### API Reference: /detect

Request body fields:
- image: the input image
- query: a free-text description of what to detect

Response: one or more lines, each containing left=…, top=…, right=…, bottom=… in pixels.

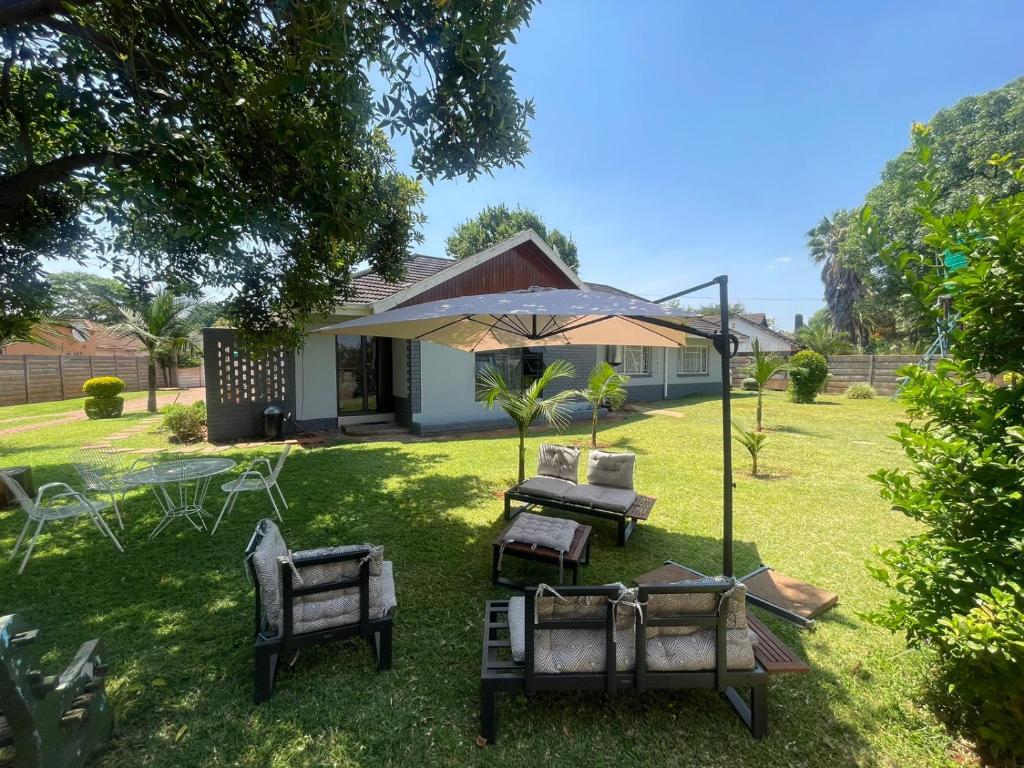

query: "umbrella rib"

left=621, top=315, right=686, bottom=345
left=414, top=315, right=473, bottom=340
left=536, top=316, right=611, bottom=338
left=538, top=315, right=559, bottom=336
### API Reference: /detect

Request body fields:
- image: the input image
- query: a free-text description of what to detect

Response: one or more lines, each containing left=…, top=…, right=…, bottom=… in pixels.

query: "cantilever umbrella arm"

left=655, top=275, right=739, bottom=577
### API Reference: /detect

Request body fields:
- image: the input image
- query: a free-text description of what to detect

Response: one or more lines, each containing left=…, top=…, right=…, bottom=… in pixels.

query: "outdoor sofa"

left=479, top=578, right=767, bottom=744
left=505, top=444, right=655, bottom=545
left=244, top=519, right=396, bottom=702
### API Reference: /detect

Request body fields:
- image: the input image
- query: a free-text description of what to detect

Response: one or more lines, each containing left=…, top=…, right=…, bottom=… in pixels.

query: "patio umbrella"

left=315, top=287, right=722, bottom=351
left=315, top=280, right=740, bottom=575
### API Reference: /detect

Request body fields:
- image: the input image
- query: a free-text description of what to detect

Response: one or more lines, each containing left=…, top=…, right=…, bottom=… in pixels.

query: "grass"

left=0, top=391, right=149, bottom=426
left=0, top=391, right=976, bottom=767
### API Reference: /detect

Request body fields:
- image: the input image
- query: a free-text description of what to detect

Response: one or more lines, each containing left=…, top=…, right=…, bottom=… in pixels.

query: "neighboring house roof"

left=1, top=319, right=146, bottom=357
left=703, top=313, right=797, bottom=348
left=349, top=255, right=455, bottom=304
left=741, top=312, right=767, bottom=326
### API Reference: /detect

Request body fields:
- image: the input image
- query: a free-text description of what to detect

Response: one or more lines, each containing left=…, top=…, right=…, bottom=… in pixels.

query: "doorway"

left=336, top=335, right=393, bottom=415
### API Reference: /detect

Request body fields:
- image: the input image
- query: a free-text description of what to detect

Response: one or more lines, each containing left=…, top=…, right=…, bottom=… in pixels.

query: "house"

left=1, top=320, right=146, bottom=357
left=204, top=230, right=729, bottom=440
left=704, top=312, right=798, bottom=354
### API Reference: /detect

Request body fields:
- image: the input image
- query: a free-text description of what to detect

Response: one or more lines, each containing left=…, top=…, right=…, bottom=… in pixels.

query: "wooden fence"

left=0, top=355, right=175, bottom=407
left=729, top=354, right=935, bottom=396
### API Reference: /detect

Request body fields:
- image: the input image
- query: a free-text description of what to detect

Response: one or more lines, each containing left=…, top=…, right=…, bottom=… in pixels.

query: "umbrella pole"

left=717, top=278, right=734, bottom=577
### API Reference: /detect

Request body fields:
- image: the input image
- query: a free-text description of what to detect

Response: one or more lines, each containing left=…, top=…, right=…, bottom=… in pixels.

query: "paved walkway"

left=0, top=388, right=205, bottom=438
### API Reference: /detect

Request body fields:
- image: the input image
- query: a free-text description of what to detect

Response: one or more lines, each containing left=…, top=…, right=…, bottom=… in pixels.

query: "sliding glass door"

left=336, top=335, right=392, bottom=415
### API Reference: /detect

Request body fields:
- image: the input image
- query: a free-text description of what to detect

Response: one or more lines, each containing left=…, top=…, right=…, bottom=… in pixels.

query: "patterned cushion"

left=586, top=450, right=636, bottom=490
left=645, top=628, right=756, bottom=672
left=501, top=512, right=576, bottom=554
left=292, top=561, right=397, bottom=636
left=294, top=544, right=384, bottom=580
left=508, top=592, right=636, bottom=673
left=248, top=519, right=290, bottom=634
left=537, top=444, right=580, bottom=483
left=645, top=577, right=738, bottom=637
left=516, top=476, right=575, bottom=501
left=563, top=484, right=637, bottom=513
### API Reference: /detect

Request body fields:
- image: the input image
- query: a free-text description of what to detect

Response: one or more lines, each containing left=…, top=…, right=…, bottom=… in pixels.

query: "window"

left=677, top=345, right=709, bottom=375
left=621, top=345, right=650, bottom=375
left=474, top=348, right=544, bottom=400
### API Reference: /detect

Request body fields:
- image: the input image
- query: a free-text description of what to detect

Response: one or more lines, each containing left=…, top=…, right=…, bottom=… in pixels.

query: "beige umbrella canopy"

left=315, top=287, right=715, bottom=351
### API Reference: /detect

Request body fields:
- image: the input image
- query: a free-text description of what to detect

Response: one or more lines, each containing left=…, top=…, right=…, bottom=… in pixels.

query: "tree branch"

left=0, top=0, right=64, bottom=28
left=0, top=151, right=127, bottom=225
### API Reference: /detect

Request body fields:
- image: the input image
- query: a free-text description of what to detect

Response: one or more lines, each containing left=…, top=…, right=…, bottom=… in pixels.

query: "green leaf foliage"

left=787, top=350, right=829, bottom=404
left=578, top=361, right=629, bottom=447
left=82, top=376, right=125, bottom=398
left=83, top=395, right=124, bottom=419
left=445, top=204, right=580, bottom=272
left=1, top=1, right=537, bottom=348
left=162, top=401, right=207, bottom=442
left=741, top=339, right=791, bottom=431
left=732, top=422, right=768, bottom=477
left=844, top=383, right=876, bottom=400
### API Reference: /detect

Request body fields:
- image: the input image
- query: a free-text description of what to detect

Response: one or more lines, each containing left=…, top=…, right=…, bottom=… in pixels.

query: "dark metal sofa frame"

left=244, top=531, right=394, bottom=703
left=504, top=487, right=655, bottom=546
left=479, top=583, right=768, bottom=744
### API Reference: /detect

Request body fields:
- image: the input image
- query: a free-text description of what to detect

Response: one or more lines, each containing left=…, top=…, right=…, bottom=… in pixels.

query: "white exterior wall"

left=294, top=332, right=337, bottom=422
left=414, top=341, right=509, bottom=429
left=732, top=318, right=795, bottom=353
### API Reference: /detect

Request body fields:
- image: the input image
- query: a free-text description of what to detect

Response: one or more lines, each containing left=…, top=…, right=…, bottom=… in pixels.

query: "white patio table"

left=123, top=458, right=236, bottom=538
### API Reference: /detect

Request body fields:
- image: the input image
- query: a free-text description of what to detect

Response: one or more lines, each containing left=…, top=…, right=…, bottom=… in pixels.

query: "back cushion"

left=249, top=519, right=290, bottom=633
left=587, top=450, right=635, bottom=489
left=646, top=578, right=749, bottom=637
left=537, top=444, right=580, bottom=483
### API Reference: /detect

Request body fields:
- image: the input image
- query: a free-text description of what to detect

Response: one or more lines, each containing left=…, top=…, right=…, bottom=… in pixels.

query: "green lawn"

left=0, top=392, right=975, bottom=767
left=0, top=391, right=149, bottom=427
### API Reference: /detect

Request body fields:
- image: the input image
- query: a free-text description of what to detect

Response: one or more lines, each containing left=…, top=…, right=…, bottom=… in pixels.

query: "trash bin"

left=0, top=466, right=35, bottom=507
left=263, top=403, right=288, bottom=441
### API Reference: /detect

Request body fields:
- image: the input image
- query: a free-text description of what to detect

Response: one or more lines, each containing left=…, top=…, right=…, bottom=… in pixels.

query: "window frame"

left=620, top=345, right=651, bottom=375
left=676, top=345, right=709, bottom=375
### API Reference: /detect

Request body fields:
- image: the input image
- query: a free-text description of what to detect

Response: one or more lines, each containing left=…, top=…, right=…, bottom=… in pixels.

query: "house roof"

left=349, top=255, right=456, bottom=304
left=703, top=313, right=796, bottom=347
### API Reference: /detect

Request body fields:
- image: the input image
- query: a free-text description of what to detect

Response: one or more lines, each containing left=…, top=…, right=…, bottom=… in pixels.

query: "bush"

left=740, top=377, right=758, bottom=391
left=845, top=383, right=876, bottom=399
left=787, top=350, right=829, bottom=403
left=162, top=401, right=207, bottom=442
left=82, top=376, right=125, bottom=398
left=84, top=396, right=124, bottom=419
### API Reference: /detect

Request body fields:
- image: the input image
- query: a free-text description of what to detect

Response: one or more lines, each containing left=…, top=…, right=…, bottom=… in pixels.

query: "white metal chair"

left=1, top=471, right=124, bottom=575
left=69, top=448, right=148, bottom=529
left=211, top=445, right=290, bottom=535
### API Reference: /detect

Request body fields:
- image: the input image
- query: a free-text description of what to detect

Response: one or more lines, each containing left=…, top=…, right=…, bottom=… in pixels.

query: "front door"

left=336, top=335, right=392, bottom=415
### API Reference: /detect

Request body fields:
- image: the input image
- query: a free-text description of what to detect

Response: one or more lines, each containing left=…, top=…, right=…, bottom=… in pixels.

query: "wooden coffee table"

left=491, top=520, right=592, bottom=589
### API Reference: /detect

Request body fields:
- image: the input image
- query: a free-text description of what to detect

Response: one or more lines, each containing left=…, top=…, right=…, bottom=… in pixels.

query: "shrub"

left=163, top=401, right=207, bottom=442
left=82, top=376, right=125, bottom=398
left=740, top=377, right=758, bottom=391
left=84, top=396, right=124, bottom=419
left=787, top=350, right=829, bottom=403
left=845, top=383, right=876, bottom=399
left=82, top=376, right=126, bottom=419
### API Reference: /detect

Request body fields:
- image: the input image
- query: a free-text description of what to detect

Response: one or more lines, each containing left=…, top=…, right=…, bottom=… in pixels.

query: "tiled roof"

left=348, top=255, right=456, bottom=304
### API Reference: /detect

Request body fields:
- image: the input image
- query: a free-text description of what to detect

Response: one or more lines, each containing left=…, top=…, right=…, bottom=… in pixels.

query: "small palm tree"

left=578, top=362, right=630, bottom=448
left=477, top=359, right=577, bottom=483
left=741, top=339, right=791, bottom=432
left=112, top=288, right=206, bottom=413
left=733, top=422, right=769, bottom=477
left=795, top=313, right=854, bottom=357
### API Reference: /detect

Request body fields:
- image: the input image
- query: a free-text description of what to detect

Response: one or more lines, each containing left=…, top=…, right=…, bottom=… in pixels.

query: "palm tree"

left=733, top=422, right=769, bottom=477
left=112, top=288, right=206, bottom=413
left=806, top=212, right=868, bottom=346
left=578, top=362, right=630, bottom=447
left=477, top=359, right=577, bottom=483
left=795, top=312, right=854, bottom=357
left=741, top=339, right=790, bottom=432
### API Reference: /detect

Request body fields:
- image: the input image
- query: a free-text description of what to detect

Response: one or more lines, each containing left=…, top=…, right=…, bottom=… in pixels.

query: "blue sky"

left=48, top=2, right=1024, bottom=331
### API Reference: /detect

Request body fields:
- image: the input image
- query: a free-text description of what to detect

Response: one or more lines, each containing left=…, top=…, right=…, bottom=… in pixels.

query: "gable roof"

left=349, top=255, right=455, bottom=304
left=703, top=313, right=795, bottom=346
left=741, top=312, right=767, bottom=326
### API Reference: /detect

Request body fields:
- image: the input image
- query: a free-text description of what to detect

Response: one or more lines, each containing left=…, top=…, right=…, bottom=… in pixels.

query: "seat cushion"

left=563, top=483, right=638, bottom=513
left=646, top=628, right=756, bottom=671
left=500, top=512, right=576, bottom=553
left=294, top=544, right=385, bottom=580
left=537, top=444, right=580, bottom=483
left=508, top=593, right=636, bottom=673
left=248, top=519, right=289, bottom=634
left=515, top=476, right=575, bottom=501
left=292, top=561, right=397, bottom=636
left=645, top=577, right=736, bottom=637
left=586, top=450, right=636, bottom=489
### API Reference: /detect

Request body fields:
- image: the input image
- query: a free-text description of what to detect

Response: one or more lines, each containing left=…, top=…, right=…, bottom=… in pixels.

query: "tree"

left=867, top=147, right=1024, bottom=758
left=732, top=423, right=768, bottom=477
left=806, top=211, right=869, bottom=346
left=446, top=205, right=580, bottom=272
left=808, top=77, right=1024, bottom=347
left=476, top=359, right=576, bottom=483
left=741, top=339, right=791, bottom=432
left=578, top=362, right=630, bottom=447
left=794, top=310, right=854, bottom=357
left=46, top=272, right=131, bottom=323
left=1, top=2, right=537, bottom=348
left=787, top=349, right=829, bottom=404
left=678, top=301, right=748, bottom=317
left=111, top=288, right=206, bottom=412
